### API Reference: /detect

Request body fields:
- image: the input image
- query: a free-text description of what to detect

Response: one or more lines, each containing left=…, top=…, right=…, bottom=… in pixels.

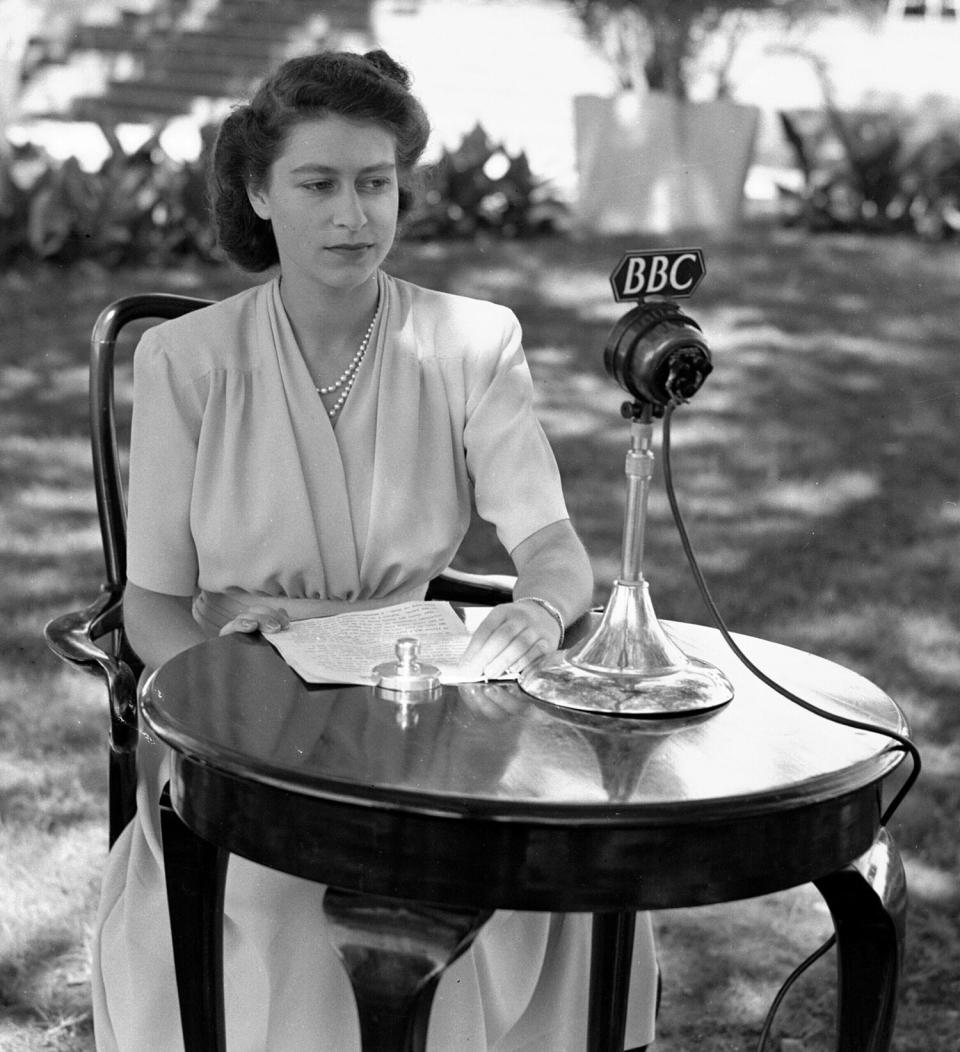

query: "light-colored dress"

left=92, top=271, right=658, bottom=1051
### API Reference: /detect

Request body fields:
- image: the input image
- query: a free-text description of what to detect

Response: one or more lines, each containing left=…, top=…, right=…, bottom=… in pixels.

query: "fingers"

left=219, top=605, right=290, bottom=637
left=497, top=635, right=553, bottom=678
left=460, top=602, right=561, bottom=679
left=459, top=683, right=524, bottom=720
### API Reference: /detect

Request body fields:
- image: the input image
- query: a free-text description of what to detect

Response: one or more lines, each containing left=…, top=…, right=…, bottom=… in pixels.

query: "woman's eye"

left=360, top=177, right=392, bottom=192
left=304, top=180, right=335, bottom=193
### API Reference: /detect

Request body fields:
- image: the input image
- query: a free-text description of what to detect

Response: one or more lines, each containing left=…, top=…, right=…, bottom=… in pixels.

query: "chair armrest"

left=430, top=570, right=599, bottom=648
left=427, top=567, right=517, bottom=606
left=44, top=588, right=138, bottom=751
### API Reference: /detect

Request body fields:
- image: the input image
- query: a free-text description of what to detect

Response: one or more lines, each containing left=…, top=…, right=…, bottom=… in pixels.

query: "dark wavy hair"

left=210, top=49, right=430, bottom=271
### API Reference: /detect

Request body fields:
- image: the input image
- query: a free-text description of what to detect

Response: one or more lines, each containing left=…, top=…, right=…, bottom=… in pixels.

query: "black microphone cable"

left=658, top=402, right=922, bottom=1052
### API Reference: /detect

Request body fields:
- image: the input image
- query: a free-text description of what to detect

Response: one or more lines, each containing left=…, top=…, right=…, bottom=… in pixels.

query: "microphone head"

left=604, top=301, right=712, bottom=409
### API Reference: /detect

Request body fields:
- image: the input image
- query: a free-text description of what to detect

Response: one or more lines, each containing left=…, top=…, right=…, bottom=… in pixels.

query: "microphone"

left=519, top=252, right=732, bottom=717
left=603, top=301, right=712, bottom=410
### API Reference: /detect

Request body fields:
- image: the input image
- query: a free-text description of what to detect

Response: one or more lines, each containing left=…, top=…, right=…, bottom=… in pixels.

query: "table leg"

left=813, top=829, right=906, bottom=1052
left=587, top=911, right=636, bottom=1052
left=323, top=888, right=491, bottom=1052
left=160, top=787, right=228, bottom=1052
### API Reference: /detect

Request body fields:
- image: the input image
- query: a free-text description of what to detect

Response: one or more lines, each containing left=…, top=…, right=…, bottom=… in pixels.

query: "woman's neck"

left=278, top=271, right=380, bottom=356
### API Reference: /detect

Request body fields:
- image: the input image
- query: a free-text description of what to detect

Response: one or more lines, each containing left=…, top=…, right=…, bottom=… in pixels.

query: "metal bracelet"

left=517, top=596, right=565, bottom=647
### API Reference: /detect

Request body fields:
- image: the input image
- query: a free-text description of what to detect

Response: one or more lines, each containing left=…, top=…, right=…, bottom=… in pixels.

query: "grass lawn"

left=2, top=223, right=958, bottom=1050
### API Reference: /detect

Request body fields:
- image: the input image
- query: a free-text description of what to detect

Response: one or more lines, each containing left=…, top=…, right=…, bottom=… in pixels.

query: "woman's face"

left=247, top=115, right=399, bottom=296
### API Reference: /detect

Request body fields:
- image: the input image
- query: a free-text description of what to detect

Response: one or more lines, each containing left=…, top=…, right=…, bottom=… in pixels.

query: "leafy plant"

left=0, top=123, right=219, bottom=268
left=404, top=125, right=568, bottom=240
left=0, top=120, right=567, bottom=269
left=0, top=145, right=35, bottom=266
left=776, top=56, right=960, bottom=238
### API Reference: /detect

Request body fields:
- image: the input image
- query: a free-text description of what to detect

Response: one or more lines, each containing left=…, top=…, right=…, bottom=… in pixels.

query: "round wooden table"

left=142, top=619, right=910, bottom=1052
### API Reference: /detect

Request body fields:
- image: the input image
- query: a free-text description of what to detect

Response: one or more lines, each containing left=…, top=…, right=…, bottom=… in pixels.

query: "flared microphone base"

left=519, top=579, right=734, bottom=718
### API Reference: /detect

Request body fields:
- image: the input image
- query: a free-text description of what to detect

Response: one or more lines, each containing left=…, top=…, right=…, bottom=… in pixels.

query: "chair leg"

left=588, top=911, right=636, bottom=1052
left=160, top=786, right=228, bottom=1052
left=108, top=748, right=138, bottom=847
left=813, top=829, right=906, bottom=1052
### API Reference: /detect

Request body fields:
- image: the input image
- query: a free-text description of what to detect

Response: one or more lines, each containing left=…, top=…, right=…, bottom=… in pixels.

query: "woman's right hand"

left=219, top=604, right=291, bottom=637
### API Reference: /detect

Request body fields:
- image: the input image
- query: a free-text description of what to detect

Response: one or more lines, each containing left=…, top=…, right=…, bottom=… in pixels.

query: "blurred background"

left=3, top=0, right=960, bottom=255
left=1, top=1, right=958, bottom=1050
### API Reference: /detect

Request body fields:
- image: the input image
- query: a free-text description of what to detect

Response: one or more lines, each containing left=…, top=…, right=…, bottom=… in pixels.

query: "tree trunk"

left=643, top=11, right=694, bottom=100
left=0, top=1, right=37, bottom=157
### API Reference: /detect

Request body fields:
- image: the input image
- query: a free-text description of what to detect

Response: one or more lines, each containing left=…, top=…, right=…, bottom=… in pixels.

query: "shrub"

left=0, top=123, right=219, bottom=268
left=778, top=106, right=960, bottom=240
left=0, top=120, right=568, bottom=270
left=404, top=124, right=568, bottom=240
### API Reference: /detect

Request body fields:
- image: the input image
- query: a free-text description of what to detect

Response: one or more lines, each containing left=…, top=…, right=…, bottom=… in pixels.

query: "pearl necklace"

left=316, top=300, right=380, bottom=419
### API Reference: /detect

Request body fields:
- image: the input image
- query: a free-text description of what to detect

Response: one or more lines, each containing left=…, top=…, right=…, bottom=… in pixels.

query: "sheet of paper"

left=265, top=600, right=508, bottom=685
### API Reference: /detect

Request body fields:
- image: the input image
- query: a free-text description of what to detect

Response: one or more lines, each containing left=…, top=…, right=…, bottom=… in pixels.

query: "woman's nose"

left=334, top=188, right=366, bottom=229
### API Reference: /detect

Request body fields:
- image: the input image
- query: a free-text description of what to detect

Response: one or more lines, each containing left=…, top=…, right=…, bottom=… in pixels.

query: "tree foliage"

left=567, top=0, right=886, bottom=99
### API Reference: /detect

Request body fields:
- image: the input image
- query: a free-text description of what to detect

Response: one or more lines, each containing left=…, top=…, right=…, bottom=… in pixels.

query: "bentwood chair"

left=43, top=293, right=656, bottom=1052
left=43, top=293, right=516, bottom=848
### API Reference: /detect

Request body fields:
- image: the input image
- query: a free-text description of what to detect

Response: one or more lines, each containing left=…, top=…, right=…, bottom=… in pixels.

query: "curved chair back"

left=92, top=294, right=212, bottom=594
left=46, top=291, right=514, bottom=846
left=45, top=294, right=211, bottom=844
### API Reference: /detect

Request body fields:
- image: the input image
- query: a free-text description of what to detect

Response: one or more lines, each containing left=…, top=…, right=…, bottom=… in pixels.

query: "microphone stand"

left=520, top=399, right=733, bottom=717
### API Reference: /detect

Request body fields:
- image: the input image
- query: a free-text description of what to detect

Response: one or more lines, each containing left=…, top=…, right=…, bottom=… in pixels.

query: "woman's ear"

left=246, top=184, right=270, bottom=220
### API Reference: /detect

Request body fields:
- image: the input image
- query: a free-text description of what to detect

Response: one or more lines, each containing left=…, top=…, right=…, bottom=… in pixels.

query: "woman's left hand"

left=459, top=601, right=562, bottom=679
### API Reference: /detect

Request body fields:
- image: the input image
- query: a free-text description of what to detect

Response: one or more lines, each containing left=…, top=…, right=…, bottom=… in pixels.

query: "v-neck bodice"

left=266, top=274, right=384, bottom=583
left=125, top=271, right=571, bottom=608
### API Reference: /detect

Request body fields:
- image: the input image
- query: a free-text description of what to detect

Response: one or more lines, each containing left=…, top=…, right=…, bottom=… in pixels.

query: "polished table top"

left=143, top=619, right=907, bottom=911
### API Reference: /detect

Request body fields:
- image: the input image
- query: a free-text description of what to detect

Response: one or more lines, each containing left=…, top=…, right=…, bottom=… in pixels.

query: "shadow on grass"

left=2, top=224, right=958, bottom=1049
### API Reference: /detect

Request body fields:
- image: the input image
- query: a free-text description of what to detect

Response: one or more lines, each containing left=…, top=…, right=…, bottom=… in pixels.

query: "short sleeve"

left=463, top=310, right=570, bottom=553
left=125, top=329, right=204, bottom=595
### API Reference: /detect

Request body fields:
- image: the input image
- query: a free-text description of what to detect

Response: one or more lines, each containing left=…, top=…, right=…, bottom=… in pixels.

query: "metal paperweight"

left=373, top=638, right=442, bottom=727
